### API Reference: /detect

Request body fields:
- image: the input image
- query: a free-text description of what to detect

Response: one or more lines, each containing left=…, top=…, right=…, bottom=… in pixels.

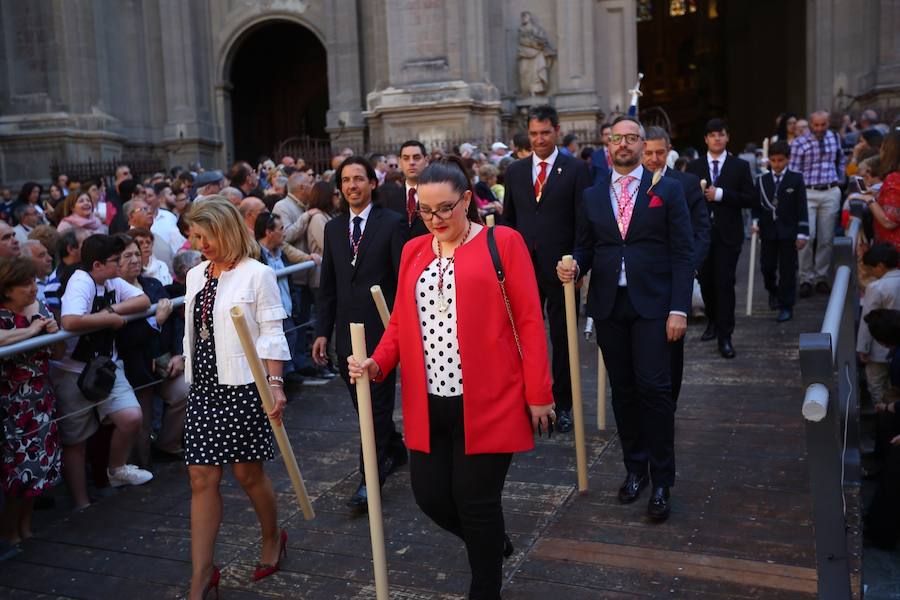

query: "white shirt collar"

left=612, top=164, right=644, bottom=184
left=707, top=151, right=727, bottom=165
left=405, top=182, right=417, bottom=197
left=532, top=147, right=559, bottom=169
left=349, top=202, right=373, bottom=221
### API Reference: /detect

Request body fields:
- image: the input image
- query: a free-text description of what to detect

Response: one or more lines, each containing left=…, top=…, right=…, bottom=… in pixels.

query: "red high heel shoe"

left=202, top=565, right=220, bottom=600
left=252, top=529, right=287, bottom=581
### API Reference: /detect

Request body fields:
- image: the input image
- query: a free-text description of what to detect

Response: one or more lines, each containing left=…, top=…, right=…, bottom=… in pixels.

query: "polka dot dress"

left=184, top=275, right=275, bottom=465
left=417, top=258, right=463, bottom=397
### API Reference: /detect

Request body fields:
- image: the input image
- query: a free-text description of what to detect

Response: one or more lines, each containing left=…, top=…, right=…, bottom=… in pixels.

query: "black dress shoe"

left=503, top=534, right=514, bottom=559
left=815, top=281, right=831, bottom=294
left=617, top=473, right=649, bottom=504
left=700, top=322, right=717, bottom=341
left=347, top=483, right=368, bottom=513
left=647, top=486, right=671, bottom=520
left=776, top=308, right=793, bottom=322
left=555, top=409, right=573, bottom=433
left=768, top=293, right=779, bottom=310
left=799, top=282, right=813, bottom=298
left=718, top=337, right=736, bottom=359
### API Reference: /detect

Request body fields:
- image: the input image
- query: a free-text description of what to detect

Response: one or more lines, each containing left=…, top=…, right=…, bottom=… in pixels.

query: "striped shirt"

left=789, top=131, right=846, bottom=187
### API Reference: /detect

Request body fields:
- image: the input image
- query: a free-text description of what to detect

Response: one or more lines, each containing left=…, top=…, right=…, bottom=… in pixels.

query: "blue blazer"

left=590, top=147, right=612, bottom=185
left=574, top=169, right=694, bottom=321
left=664, top=166, right=710, bottom=273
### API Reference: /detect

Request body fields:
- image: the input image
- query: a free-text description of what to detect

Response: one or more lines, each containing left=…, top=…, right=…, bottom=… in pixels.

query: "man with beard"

left=380, top=140, right=431, bottom=239
left=559, top=116, right=693, bottom=520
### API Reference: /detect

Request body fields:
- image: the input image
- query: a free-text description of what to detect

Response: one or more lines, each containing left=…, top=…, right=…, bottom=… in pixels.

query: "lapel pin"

left=557, top=167, right=562, bottom=174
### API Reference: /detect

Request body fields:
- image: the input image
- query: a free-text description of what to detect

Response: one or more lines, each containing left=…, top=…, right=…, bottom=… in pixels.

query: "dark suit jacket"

left=315, top=205, right=408, bottom=358
left=502, top=152, right=592, bottom=287
left=686, top=154, right=755, bottom=248
left=590, top=147, right=612, bottom=185
left=664, top=166, right=711, bottom=272
left=379, top=182, right=429, bottom=239
left=752, top=170, right=809, bottom=241
left=574, top=169, right=694, bottom=320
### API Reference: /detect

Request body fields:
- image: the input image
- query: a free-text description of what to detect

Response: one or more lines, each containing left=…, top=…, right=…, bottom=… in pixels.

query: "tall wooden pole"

left=562, top=255, right=589, bottom=492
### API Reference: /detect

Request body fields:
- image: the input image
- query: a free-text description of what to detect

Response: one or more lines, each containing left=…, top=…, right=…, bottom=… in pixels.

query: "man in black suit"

left=560, top=116, right=694, bottom=520
left=687, top=118, right=755, bottom=358
left=379, top=140, right=430, bottom=239
left=312, top=156, right=409, bottom=512
left=589, top=121, right=613, bottom=185
left=752, top=140, right=809, bottom=322
left=643, top=126, right=710, bottom=407
left=503, top=105, right=592, bottom=432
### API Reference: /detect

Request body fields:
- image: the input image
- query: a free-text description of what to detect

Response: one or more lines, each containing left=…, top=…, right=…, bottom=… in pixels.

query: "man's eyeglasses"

left=418, top=197, right=464, bottom=221
left=609, top=133, right=643, bottom=145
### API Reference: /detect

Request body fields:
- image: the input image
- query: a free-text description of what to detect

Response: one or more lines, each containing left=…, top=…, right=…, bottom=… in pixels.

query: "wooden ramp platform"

left=1, top=245, right=837, bottom=599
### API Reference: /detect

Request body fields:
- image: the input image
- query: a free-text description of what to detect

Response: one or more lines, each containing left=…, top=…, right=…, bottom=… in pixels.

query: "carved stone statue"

left=517, top=11, right=556, bottom=96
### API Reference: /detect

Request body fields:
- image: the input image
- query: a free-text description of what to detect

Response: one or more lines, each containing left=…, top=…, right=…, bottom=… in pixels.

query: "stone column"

left=325, top=0, right=366, bottom=151
left=554, top=0, right=602, bottom=131
left=593, top=0, right=639, bottom=117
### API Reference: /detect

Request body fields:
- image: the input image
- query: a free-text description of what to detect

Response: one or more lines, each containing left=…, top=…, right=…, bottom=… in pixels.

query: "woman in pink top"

left=56, top=192, right=107, bottom=235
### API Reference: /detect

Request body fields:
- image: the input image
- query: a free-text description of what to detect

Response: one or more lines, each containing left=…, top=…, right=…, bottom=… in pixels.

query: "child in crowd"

left=858, top=243, right=900, bottom=407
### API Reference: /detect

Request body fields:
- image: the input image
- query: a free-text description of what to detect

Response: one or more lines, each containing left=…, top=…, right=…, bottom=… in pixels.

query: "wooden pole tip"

left=562, top=255, right=574, bottom=268
left=229, top=306, right=244, bottom=318
left=370, top=285, right=382, bottom=294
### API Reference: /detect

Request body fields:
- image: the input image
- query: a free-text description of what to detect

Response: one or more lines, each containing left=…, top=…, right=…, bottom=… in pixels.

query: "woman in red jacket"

left=349, top=157, right=554, bottom=600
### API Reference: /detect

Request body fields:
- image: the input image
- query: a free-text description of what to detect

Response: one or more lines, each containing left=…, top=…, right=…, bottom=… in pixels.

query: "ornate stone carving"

left=517, top=11, right=556, bottom=96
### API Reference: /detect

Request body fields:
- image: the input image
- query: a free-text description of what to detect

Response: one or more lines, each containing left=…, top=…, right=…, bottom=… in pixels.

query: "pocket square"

left=648, top=195, right=664, bottom=208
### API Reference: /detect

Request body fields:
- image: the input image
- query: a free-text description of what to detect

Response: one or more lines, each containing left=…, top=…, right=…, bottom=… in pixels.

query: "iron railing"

left=798, top=216, right=862, bottom=600
left=0, top=261, right=315, bottom=360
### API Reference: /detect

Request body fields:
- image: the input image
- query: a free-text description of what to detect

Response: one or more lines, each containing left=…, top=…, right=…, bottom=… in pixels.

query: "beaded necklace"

left=434, top=220, right=472, bottom=313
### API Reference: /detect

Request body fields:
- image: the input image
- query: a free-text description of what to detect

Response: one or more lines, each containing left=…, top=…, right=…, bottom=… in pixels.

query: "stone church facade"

left=0, top=0, right=897, bottom=187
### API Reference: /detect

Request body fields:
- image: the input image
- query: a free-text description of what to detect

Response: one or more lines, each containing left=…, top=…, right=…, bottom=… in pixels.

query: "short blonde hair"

left=187, top=196, right=259, bottom=263
left=478, top=162, right=499, bottom=179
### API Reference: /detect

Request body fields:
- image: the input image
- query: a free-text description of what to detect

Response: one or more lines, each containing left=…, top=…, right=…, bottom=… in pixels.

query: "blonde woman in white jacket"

left=182, top=197, right=291, bottom=599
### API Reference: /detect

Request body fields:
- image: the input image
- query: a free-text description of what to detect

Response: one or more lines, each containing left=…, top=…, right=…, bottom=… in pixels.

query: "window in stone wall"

left=637, top=0, right=653, bottom=22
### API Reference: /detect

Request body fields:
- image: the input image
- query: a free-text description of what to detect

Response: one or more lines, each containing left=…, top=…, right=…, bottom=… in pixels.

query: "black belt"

left=806, top=183, right=839, bottom=191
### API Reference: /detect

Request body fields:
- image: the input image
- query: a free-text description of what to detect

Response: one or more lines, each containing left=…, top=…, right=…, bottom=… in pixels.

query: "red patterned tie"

left=616, top=175, right=636, bottom=237
left=534, top=161, right=548, bottom=200
left=406, top=187, right=416, bottom=225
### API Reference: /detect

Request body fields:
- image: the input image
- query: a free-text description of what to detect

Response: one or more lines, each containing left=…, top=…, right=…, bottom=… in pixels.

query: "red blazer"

left=371, top=226, right=553, bottom=455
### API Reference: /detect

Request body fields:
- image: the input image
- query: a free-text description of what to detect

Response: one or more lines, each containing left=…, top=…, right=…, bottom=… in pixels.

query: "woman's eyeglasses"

left=418, top=197, right=464, bottom=221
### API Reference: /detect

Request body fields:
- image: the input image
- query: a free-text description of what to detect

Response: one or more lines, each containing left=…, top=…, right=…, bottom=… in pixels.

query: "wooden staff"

left=370, top=285, right=391, bottom=328
left=562, top=255, right=589, bottom=492
left=597, top=349, right=607, bottom=430
left=349, top=323, right=390, bottom=600
left=485, top=214, right=495, bottom=228
left=746, top=230, right=758, bottom=316
left=229, top=307, right=315, bottom=520
left=700, top=179, right=708, bottom=194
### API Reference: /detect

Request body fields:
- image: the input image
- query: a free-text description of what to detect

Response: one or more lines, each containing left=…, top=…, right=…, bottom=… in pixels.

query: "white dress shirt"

left=347, top=201, right=374, bottom=237
left=609, top=165, right=644, bottom=287
left=707, top=152, right=726, bottom=201
left=531, top=147, right=559, bottom=184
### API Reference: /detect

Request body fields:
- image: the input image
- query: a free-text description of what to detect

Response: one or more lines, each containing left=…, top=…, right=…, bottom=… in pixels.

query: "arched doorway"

left=228, top=21, right=329, bottom=163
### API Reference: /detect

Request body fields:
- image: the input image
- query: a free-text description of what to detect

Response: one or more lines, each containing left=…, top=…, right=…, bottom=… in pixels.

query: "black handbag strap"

left=486, top=227, right=522, bottom=358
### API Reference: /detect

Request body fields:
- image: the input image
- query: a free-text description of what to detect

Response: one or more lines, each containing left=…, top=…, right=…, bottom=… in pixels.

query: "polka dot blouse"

left=417, top=257, right=463, bottom=397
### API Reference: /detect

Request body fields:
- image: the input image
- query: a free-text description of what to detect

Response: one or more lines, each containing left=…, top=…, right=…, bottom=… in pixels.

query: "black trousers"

left=596, top=287, right=675, bottom=486
left=538, top=280, right=572, bottom=412
left=670, top=337, right=684, bottom=410
left=410, top=395, right=512, bottom=600
left=699, top=240, right=742, bottom=339
left=760, top=239, right=798, bottom=309
left=339, top=359, right=404, bottom=480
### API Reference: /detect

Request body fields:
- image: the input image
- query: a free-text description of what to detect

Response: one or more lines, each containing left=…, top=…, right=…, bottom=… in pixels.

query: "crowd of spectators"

left=0, top=105, right=898, bottom=560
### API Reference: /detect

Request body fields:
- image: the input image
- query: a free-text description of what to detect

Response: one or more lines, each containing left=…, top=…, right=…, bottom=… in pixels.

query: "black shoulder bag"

left=73, top=286, right=118, bottom=402
left=486, top=227, right=523, bottom=358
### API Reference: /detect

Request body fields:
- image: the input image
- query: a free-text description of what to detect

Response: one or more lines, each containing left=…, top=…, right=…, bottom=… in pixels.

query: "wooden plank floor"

left=1, top=242, right=839, bottom=599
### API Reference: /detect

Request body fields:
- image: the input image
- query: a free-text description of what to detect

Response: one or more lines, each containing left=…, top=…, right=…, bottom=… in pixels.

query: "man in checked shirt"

left=790, top=110, right=847, bottom=298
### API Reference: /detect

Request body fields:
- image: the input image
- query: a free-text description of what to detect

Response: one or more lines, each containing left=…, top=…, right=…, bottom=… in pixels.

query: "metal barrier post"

left=800, top=332, right=852, bottom=600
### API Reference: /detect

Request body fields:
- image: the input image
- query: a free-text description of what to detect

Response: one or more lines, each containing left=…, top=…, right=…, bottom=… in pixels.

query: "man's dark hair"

left=769, top=140, right=791, bottom=158
left=80, top=234, right=125, bottom=271
left=254, top=211, right=279, bottom=241
left=580, top=146, right=594, bottom=160
left=57, top=229, right=80, bottom=259
left=153, top=181, right=171, bottom=196
left=230, top=162, right=253, bottom=189
left=600, top=122, right=612, bottom=132
left=527, top=105, right=559, bottom=127
left=861, top=129, right=884, bottom=149
left=562, top=133, right=578, bottom=147
left=645, top=126, right=671, bottom=145
left=862, top=242, right=899, bottom=269
left=865, top=308, right=900, bottom=347
left=176, top=171, right=195, bottom=185
left=119, top=179, right=138, bottom=202
left=612, top=115, right=644, bottom=132
left=512, top=133, right=530, bottom=152
left=336, top=156, right=379, bottom=186
left=367, top=153, right=385, bottom=168
left=398, top=140, right=427, bottom=156
left=705, top=118, right=729, bottom=135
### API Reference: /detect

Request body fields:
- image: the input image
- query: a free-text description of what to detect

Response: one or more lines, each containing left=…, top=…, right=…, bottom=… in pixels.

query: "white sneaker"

left=107, top=464, right=154, bottom=487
